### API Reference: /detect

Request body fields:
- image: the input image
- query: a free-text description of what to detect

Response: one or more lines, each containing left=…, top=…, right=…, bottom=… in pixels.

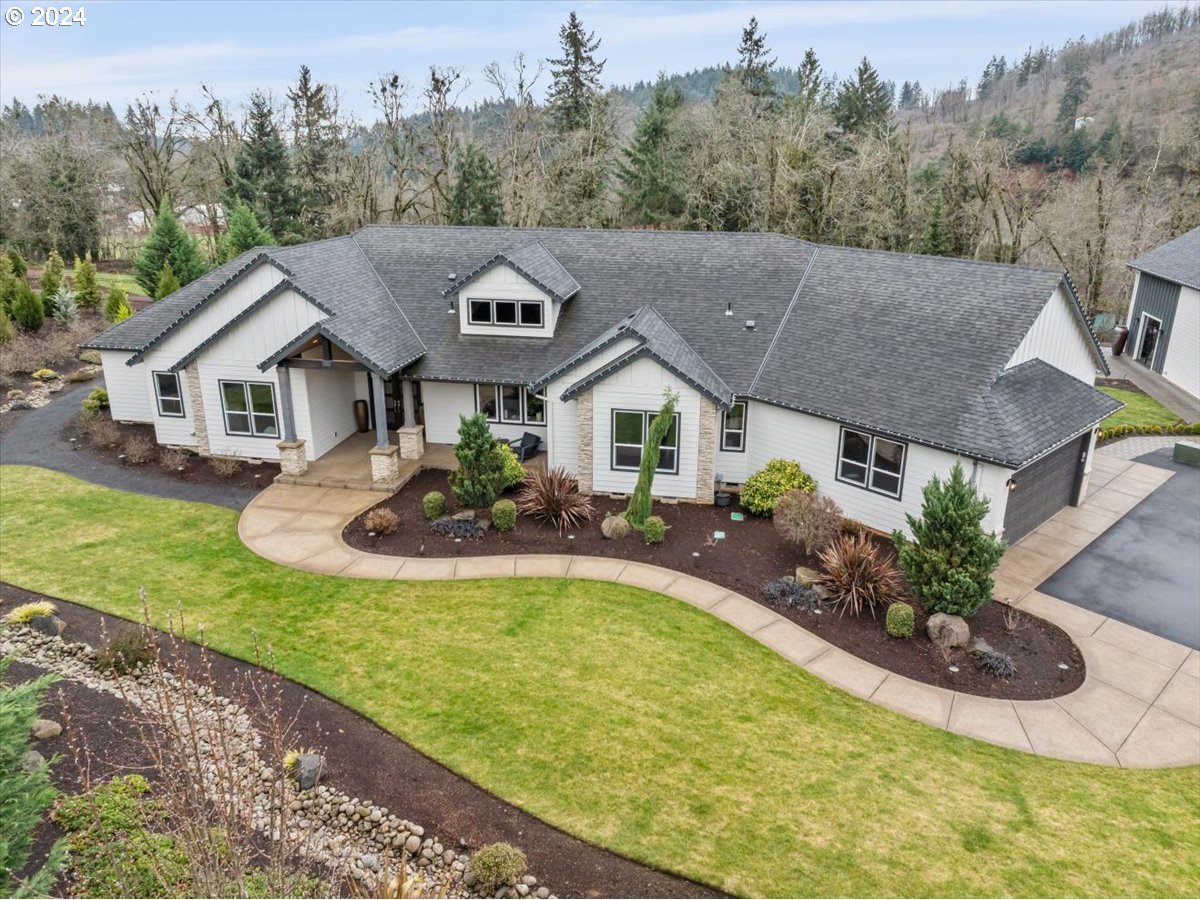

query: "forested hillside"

left=1, top=4, right=1196, bottom=321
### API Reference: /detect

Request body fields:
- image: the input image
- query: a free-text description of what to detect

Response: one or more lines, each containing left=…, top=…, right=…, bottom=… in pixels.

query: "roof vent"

left=745, top=319, right=756, bottom=330
left=725, top=302, right=733, bottom=317
left=447, top=272, right=457, bottom=280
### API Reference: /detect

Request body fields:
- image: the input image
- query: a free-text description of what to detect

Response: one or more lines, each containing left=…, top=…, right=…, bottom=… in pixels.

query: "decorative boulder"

left=451, top=510, right=476, bottom=522
left=22, top=750, right=46, bottom=773
left=600, top=515, right=631, bottom=540
left=927, top=612, right=970, bottom=651
left=794, top=567, right=820, bottom=587
left=296, top=753, right=324, bottom=791
left=31, top=719, right=62, bottom=741
left=970, top=637, right=994, bottom=656
left=27, top=614, right=65, bottom=637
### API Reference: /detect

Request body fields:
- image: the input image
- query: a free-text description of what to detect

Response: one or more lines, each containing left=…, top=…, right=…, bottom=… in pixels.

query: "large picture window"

left=153, top=371, right=184, bottom=418
left=720, top=401, right=747, bottom=452
left=475, top=384, right=545, bottom=425
left=837, top=427, right=906, bottom=498
left=466, top=298, right=545, bottom=328
left=612, top=409, right=680, bottom=474
left=219, top=381, right=278, bottom=438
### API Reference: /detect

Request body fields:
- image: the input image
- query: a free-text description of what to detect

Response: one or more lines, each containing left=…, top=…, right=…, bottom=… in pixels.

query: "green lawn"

left=1099, top=386, right=1183, bottom=428
left=1, top=465, right=1197, bottom=898
left=66, top=267, right=144, bottom=298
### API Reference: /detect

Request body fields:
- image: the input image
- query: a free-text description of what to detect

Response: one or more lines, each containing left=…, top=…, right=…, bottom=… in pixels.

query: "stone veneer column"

left=277, top=440, right=308, bottom=476
left=370, top=445, right=401, bottom=488
left=694, top=398, right=718, bottom=503
left=576, top=389, right=594, bottom=494
left=396, top=425, right=425, bottom=460
left=185, top=362, right=210, bottom=455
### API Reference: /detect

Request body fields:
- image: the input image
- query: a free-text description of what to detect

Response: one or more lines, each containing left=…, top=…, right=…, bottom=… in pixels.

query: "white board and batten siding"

left=420, top=381, right=549, bottom=446
left=99, top=350, right=154, bottom=422
left=1007, top=284, right=1099, bottom=384
left=457, top=266, right=560, bottom=339
left=1163, top=285, right=1200, bottom=399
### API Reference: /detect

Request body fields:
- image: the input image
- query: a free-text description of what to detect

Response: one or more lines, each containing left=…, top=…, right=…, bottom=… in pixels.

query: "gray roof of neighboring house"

left=84, top=224, right=1112, bottom=467
left=1128, top=227, right=1200, bottom=290
left=443, top=240, right=581, bottom=302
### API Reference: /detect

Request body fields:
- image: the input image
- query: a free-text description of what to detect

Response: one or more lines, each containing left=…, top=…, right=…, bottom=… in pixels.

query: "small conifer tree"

left=11, top=281, right=44, bottom=331
left=449, top=413, right=506, bottom=509
left=625, top=391, right=678, bottom=528
left=104, top=285, right=128, bottom=323
left=38, top=249, right=65, bottom=304
left=155, top=262, right=181, bottom=300
left=7, top=247, right=27, bottom=279
left=133, top=200, right=207, bottom=296
left=73, top=252, right=101, bottom=308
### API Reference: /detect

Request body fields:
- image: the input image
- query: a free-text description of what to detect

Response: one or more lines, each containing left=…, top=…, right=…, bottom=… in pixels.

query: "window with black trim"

left=612, top=409, right=680, bottom=474
left=154, top=371, right=184, bottom=418
left=720, top=401, right=747, bottom=452
left=466, top=298, right=545, bottom=328
left=837, top=427, right=905, bottom=498
left=219, top=381, right=278, bottom=438
left=475, top=384, right=545, bottom=425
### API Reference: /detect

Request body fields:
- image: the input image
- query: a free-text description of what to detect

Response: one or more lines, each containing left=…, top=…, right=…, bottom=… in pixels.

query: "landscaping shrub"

left=38, top=249, right=65, bottom=300
left=741, top=459, right=816, bottom=516
left=422, top=490, right=446, bottom=520
left=491, top=498, right=517, bottom=532
left=449, top=413, right=506, bottom=508
left=893, top=462, right=1006, bottom=618
left=468, top=842, right=527, bottom=895
left=773, top=489, right=843, bottom=554
left=431, top=518, right=484, bottom=540
left=625, top=391, right=678, bottom=528
left=81, top=387, right=109, bottom=417
left=496, top=442, right=527, bottom=489
left=977, top=649, right=1017, bottom=678
left=761, top=578, right=820, bottom=610
left=83, top=414, right=121, bottom=448
left=815, top=533, right=904, bottom=618
left=210, top=456, right=244, bottom=478
left=96, top=626, right=154, bottom=674
left=7, top=247, right=27, bottom=279
left=0, top=314, right=13, bottom=345
left=50, top=287, right=78, bottom=325
left=643, top=515, right=668, bottom=545
left=103, top=285, right=128, bottom=323
left=66, top=368, right=95, bottom=383
left=3, top=600, right=57, bottom=624
left=123, top=435, right=156, bottom=465
left=363, top=506, right=400, bottom=535
left=885, top=601, right=915, bottom=638
left=282, top=747, right=317, bottom=773
left=159, top=447, right=188, bottom=471
left=11, top=282, right=43, bottom=332
left=515, top=466, right=594, bottom=534
left=155, top=261, right=181, bottom=300
left=79, top=348, right=102, bottom=365
left=32, top=368, right=58, bottom=381
left=73, top=252, right=101, bottom=308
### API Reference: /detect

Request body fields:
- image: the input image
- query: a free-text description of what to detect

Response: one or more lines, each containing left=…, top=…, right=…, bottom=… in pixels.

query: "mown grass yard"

left=1099, top=386, right=1184, bottom=428
left=1, top=465, right=1197, bottom=898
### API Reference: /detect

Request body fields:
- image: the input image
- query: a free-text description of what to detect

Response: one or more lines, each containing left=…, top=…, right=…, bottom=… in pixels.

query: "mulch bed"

left=345, top=469, right=1084, bottom=701
left=2, top=585, right=723, bottom=900
left=70, top=417, right=280, bottom=492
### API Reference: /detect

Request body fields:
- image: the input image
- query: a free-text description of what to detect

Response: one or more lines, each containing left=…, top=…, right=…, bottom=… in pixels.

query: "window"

left=837, top=427, right=906, bottom=498
left=153, top=371, right=184, bottom=417
left=219, top=381, right=278, bottom=438
left=475, top=384, right=545, bottom=425
left=611, top=409, right=680, bottom=474
left=720, top=401, right=747, bottom=452
left=466, top=298, right=545, bottom=329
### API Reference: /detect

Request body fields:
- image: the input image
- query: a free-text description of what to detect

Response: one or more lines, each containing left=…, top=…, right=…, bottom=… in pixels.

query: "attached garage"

left=1002, top=432, right=1091, bottom=543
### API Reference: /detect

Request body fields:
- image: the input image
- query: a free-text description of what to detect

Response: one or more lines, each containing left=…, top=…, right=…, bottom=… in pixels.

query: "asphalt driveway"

left=1039, top=447, right=1200, bottom=649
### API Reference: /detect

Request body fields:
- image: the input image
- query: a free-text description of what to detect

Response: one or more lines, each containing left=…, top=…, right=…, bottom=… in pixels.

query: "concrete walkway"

left=239, top=458, right=1200, bottom=769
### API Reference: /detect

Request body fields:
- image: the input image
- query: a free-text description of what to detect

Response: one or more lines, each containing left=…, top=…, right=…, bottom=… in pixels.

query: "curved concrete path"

left=239, top=462, right=1200, bottom=769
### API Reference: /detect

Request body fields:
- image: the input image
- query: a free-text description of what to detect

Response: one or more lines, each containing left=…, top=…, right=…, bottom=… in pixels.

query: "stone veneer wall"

left=693, top=398, right=718, bottom=504
left=576, top=389, right=593, bottom=494
left=185, top=361, right=210, bottom=455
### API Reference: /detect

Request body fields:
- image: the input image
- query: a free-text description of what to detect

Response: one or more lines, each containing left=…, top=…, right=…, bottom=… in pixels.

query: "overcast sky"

left=0, top=0, right=1181, bottom=117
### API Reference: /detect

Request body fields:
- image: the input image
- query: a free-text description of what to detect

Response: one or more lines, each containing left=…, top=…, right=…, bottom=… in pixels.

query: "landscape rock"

left=970, top=637, right=994, bottom=656
left=296, top=753, right=324, bottom=791
left=600, top=515, right=631, bottom=540
left=794, top=567, right=820, bottom=588
left=22, top=750, right=46, bottom=773
left=27, top=614, right=65, bottom=637
left=927, top=613, right=970, bottom=651
left=30, top=718, right=62, bottom=740
left=451, top=510, right=476, bottom=522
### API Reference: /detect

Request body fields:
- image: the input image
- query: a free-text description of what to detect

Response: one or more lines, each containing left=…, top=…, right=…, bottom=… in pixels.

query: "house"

left=84, top=226, right=1119, bottom=542
left=1123, top=227, right=1200, bottom=401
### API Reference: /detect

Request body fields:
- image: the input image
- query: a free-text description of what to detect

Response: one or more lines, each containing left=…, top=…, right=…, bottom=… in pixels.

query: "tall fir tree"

left=286, top=65, right=336, bottom=238
left=218, top=202, right=276, bottom=262
left=832, top=57, right=893, bottom=134
left=736, top=16, right=777, bottom=104
left=1058, top=56, right=1092, bottom=130
left=617, top=75, right=686, bottom=224
left=155, top=261, right=181, bottom=300
left=447, top=144, right=503, bottom=226
left=38, top=249, right=64, bottom=304
left=792, top=48, right=826, bottom=114
left=73, top=251, right=101, bottom=308
left=132, top=200, right=207, bottom=296
left=976, top=55, right=1007, bottom=100
left=546, top=12, right=606, bottom=132
left=922, top=193, right=951, bottom=256
left=228, top=91, right=298, bottom=238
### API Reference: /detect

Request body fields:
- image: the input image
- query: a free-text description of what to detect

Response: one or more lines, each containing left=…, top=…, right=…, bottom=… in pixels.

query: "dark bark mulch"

left=2, top=584, right=724, bottom=900
left=345, top=469, right=1084, bottom=701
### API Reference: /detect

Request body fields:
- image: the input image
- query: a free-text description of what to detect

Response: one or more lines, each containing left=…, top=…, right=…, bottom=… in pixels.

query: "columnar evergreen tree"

left=736, top=16, right=777, bottom=103
left=228, top=91, right=298, bottom=237
left=132, top=200, right=207, bottom=296
left=1058, top=56, right=1092, bottom=130
left=7, top=248, right=28, bottom=280
left=617, top=76, right=686, bottom=224
left=11, top=280, right=44, bottom=331
left=286, top=65, right=337, bottom=237
left=0, top=255, right=18, bottom=316
left=922, top=193, right=951, bottom=256
left=546, top=12, right=606, bottom=132
left=792, top=48, right=826, bottom=114
left=449, top=413, right=507, bottom=509
left=625, top=391, right=678, bottom=528
left=833, top=57, right=893, bottom=133
left=892, top=462, right=1006, bottom=618
left=38, top=249, right=64, bottom=305
left=73, top=251, right=101, bottom=308
left=103, top=284, right=128, bottom=323
left=447, top=144, right=503, bottom=226
left=218, top=202, right=276, bottom=262
left=155, top=261, right=181, bottom=300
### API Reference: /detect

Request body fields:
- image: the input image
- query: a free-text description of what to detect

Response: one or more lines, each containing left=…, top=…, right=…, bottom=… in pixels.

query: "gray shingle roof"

left=443, top=240, right=581, bottom=302
left=1128, top=227, right=1200, bottom=290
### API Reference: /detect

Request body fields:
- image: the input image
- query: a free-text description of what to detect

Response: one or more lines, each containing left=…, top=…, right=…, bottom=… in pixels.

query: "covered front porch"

left=275, top=432, right=458, bottom=492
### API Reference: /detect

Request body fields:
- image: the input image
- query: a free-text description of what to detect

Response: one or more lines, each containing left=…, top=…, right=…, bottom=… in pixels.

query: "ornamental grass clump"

left=741, top=459, right=816, bottom=516
left=468, top=843, right=527, bottom=895
left=3, top=600, right=57, bottom=624
left=893, top=462, right=1006, bottom=618
left=815, top=533, right=904, bottom=618
left=515, top=466, right=594, bottom=534
left=96, top=625, right=154, bottom=674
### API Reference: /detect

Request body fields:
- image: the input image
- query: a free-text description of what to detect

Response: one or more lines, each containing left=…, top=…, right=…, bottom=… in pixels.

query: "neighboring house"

left=84, top=227, right=1119, bottom=542
left=1124, top=227, right=1200, bottom=401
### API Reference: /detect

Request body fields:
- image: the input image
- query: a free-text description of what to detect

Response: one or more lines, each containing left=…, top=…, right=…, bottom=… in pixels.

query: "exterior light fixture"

left=1006, top=478, right=1018, bottom=492
left=446, top=298, right=455, bottom=314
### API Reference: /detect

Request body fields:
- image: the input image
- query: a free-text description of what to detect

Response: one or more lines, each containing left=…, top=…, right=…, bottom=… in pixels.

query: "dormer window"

left=468, top=298, right=544, bottom=328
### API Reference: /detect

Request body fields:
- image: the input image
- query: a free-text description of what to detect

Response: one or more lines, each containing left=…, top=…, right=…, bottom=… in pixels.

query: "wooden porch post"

left=371, top=372, right=389, bottom=449
left=276, top=365, right=297, bottom=442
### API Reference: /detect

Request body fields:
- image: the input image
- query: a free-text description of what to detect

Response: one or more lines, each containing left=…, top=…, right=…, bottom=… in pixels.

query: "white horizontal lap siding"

left=1163, top=286, right=1200, bottom=399
left=99, top=350, right=153, bottom=422
left=545, top=337, right=642, bottom=474
left=590, top=356, right=701, bottom=499
left=1007, top=285, right=1098, bottom=383
left=458, top=266, right=557, bottom=339
left=745, top=401, right=1005, bottom=536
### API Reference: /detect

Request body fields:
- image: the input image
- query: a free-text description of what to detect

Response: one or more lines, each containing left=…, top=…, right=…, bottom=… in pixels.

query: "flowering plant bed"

left=344, top=469, right=1083, bottom=700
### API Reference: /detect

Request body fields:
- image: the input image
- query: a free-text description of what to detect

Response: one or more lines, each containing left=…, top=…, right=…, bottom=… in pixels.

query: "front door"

left=384, top=375, right=404, bottom=429
left=1137, top=315, right=1162, bottom=367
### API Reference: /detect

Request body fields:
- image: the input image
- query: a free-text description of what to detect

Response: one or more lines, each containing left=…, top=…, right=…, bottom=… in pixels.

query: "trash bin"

left=1111, top=325, right=1129, bottom=357
left=354, top=399, right=370, bottom=433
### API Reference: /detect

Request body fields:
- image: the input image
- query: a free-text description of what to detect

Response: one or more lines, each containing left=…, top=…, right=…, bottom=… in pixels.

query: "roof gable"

left=443, top=241, right=581, bottom=303
left=1128, top=227, right=1200, bottom=290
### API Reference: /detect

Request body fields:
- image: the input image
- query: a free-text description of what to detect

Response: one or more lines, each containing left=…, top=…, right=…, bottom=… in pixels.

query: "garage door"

left=1003, top=433, right=1089, bottom=544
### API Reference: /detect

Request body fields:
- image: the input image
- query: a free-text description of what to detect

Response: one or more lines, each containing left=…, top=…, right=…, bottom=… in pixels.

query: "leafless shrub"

left=1, top=320, right=98, bottom=376
left=815, top=533, right=905, bottom=618
left=362, top=507, right=401, bottom=535
left=123, top=435, right=156, bottom=465
left=1001, top=600, right=1026, bottom=634
left=83, top=413, right=121, bottom=448
left=773, top=490, right=843, bottom=555
left=159, top=446, right=189, bottom=471
left=515, top=466, right=594, bottom=534
left=210, top=456, right=244, bottom=478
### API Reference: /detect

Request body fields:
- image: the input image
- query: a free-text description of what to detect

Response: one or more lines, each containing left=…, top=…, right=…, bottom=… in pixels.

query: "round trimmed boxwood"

left=885, top=601, right=914, bottom=638
left=491, top=498, right=517, bottom=532
left=422, top=491, right=446, bottom=520
left=643, top=515, right=668, bottom=545
left=740, top=459, right=816, bottom=516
